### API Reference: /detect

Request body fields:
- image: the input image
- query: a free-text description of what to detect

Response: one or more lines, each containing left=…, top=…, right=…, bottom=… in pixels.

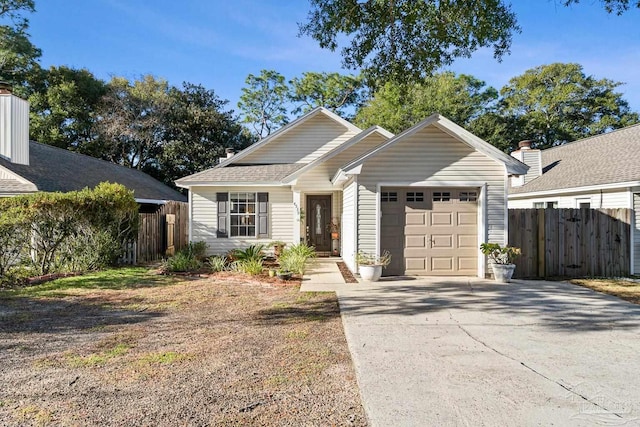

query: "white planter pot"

left=491, top=264, right=516, bottom=283
left=359, top=264, right=383, bottom=282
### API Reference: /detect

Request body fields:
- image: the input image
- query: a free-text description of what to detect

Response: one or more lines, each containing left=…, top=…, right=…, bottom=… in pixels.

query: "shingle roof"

left=510, top=124, right=640, bottom=194
left=0, top=141, right=186, bottom=201
left=177, top=163, right=304, bottom=185
left=0, top=179, right=37, bottom=193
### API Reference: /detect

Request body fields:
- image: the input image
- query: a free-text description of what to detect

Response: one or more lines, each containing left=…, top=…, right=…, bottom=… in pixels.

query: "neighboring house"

left=508, top=126, right=640, bottom=274
left=177, top=107, right=527, bottom=277
left=0, top=85, right=186, bottom=206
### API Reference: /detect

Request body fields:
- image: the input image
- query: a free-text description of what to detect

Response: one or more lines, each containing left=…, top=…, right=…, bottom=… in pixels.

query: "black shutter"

left=257, top=193, right=269, bottom=238
left=217, top=193, right=228, bottom=238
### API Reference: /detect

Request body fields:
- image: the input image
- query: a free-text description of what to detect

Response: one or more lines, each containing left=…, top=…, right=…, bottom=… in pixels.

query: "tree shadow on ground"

left=337, top=278, right=640, bottom=332
left=253, top=295, right=341, bottom=325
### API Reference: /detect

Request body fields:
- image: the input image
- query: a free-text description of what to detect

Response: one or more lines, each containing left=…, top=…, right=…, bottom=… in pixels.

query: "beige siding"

left=241, top=115, right=357, bottom=164
left=0, top=94, right=29, bottom=165
left=357, top=126, right=507, bottom=256
left=508, top=189, right=632, bottom=209
left=341, top=180, right=357, bottom=272
left=294, top=132, right=387, bottom=192
left=191, top=186, right=294, bottom=255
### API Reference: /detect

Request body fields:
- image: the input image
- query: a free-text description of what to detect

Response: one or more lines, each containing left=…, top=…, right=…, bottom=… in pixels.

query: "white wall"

left=190, top=186, right=294, bottom=255
left=509, top=189, right=632, bottom=209
left=241, top=114, right=358, bottom=165
left=341, top=179, right=357, bottom=272
left=634, top=192, right=640, bottom=275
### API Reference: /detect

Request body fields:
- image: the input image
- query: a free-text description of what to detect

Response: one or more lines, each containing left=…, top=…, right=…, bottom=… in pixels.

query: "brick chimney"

left=0, top=82, right=29, bottom=165
left=510, top=140, right=542, bottom=187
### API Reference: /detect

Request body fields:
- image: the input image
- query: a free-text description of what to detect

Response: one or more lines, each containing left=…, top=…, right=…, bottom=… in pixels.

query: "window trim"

left=229, top=192, right=257, bottom=238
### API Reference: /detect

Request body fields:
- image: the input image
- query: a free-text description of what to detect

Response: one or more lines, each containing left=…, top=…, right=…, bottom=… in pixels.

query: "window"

left=432, top=192, right=450, bottom=202
left=533, top=202, right=544, bottom=208
left=576, top=198, right=591, bottom=209
left=546, top=201, right=558, bottom=209
left=381, top=191, right=397, bottom=202
left=217, top=192, right=268, bottom=238
left=230, top=192, right=256, bottom=237
left=406, top=191, right=424, bottom=202
left=460, top=191, right=477, bottom=202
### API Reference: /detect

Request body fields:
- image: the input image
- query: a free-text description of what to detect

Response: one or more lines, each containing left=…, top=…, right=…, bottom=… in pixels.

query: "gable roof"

left=176, top=163, right=304, bottom=186
left=336, top=114, right=528, bottom=179
left=215, top=107, right=361, bottom=169
left=509, top=124, right=640, bottom=195
left=0, top=141, right=186, bottom=201
left=281, top=125, right=393, bottom=184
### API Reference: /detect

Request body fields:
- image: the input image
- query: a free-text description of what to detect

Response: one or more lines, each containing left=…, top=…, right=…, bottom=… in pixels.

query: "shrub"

left=231, top=244, right=265, bottom=263
left=238, top=259, right=264, bottom=275
left=163, top=251, right=202, bottom=272
left=207, top=256, right=227, bottom=272
left=184, top=241, right=208, bottom=261
left=279, top=243, right=316, bottom=275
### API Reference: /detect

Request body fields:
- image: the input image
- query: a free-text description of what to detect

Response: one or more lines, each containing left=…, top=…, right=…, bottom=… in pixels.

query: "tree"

left=28, top=66, right=107, bottom=150
left=499, top=63, right=639, bottom=149
left=238, top=70, right=289, bottom=138
left=159, top=83, right=254, bottom=185
left=0, top=0, right=41, bottom=92
left=563, top=0, right=640, bottom=14
left=299, top=0, right=519, bottom=85
left=354, top=72, right=498, bottom=133
left=289, top=71, right=366, bottom=117
left=93, top=75, right=172, bottom=171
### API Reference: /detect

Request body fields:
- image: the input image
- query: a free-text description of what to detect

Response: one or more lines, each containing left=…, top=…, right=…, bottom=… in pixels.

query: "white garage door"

left=380, top=187, right=478, bottom=276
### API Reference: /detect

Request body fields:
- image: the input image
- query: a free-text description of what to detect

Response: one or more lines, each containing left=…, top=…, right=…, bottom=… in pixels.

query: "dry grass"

left=0, top=268, right=366, bottom=426
left=569, top=278, right=640, bottom=304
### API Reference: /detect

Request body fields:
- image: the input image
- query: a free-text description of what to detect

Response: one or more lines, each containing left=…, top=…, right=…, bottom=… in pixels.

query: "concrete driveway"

left=337, top=278, right=640, bottom=426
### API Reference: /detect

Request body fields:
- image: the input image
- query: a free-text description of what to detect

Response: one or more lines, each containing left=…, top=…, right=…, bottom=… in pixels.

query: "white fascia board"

left=177, top=181, right=285, bottom=188
left=135, top=198, right=169, bottom=204
left=508, top=181, right=640, bottom=199
left=0, top=164, right=35, bottom=185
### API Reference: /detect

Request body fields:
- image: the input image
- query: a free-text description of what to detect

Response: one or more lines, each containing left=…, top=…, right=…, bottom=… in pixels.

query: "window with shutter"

left=216, top=193, right=228, bottom=238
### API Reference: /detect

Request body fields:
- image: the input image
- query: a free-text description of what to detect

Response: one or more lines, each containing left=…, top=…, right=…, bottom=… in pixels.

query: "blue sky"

left=28, top=1, right=640, bottom=112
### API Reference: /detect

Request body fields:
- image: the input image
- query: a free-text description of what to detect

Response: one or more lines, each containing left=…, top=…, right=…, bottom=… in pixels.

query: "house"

left=0, top=84, right=186, bottom=206
left=508, top=126, right=640, bottom=274
left=176, top=107, right=528, bottom=277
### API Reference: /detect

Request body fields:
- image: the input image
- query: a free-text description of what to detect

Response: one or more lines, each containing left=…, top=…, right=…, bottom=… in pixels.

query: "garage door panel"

left=405, top=235, right=425, bottom=248
left=431, top=212, right=453, bottom=226
left=404, top=247, right=428, bottom=258
left=458, top=257, right=477, bottom=271
left=431, top=257, right=453, bottom=272
left=431, top=234, right=453, bottom=248
left=458, top=212, right=477, bottom=226
left=457, top=235, right=476, bottom=249
left=406, top=258, right=426, bottom=270
left=405, top=212, right=425, bottom=225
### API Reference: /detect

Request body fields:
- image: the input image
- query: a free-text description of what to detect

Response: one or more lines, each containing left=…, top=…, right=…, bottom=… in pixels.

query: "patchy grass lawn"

left=0, top=268, right=366, bottom=426
left=569, top=278, right=640, bottom=305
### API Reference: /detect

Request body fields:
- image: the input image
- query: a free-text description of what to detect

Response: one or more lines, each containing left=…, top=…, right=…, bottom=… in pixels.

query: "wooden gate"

left=508, top=208, right=631, bottom=278
left=137, top=201, right=188, bottom=263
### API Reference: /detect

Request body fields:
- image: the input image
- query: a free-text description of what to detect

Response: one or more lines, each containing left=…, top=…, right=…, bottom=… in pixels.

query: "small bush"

left=236, top=259, right=264, bottom=275
left=207, top=255, right=227, bottom=272
left=185, top=241, right=208, bottom=260
left=231, top=244, right=265, bottom=263
left=163, top=251, right=202, bottom=273
left=279, top=243, right=316, bottom=275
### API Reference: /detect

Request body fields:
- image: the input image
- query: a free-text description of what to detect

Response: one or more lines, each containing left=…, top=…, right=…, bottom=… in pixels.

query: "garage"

left=380, top=187, right=479, bottom=276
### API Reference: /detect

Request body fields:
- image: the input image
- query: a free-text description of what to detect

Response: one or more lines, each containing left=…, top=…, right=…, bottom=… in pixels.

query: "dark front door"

left=307, top=195, right=332, bottom=252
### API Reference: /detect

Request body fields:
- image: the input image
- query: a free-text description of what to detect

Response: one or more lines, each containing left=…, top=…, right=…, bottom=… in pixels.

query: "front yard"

left=569, top=277, right=640, bottom=305
left=0, top=268, right=366, bottom=426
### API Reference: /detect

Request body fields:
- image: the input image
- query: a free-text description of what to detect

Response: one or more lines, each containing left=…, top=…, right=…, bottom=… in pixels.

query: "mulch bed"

left=337, top=262, right=359, bottom=283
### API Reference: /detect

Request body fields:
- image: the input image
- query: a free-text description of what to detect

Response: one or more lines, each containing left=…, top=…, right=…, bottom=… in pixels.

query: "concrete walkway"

left=300, top=258, right=359, bottom=292
left=335, top=277, right=640, bottom=426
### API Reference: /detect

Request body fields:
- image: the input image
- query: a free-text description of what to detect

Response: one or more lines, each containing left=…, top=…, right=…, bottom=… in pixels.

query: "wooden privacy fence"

left=508, top=208, right=631, bottom=278
left=136, top=201, right=189, bottom=263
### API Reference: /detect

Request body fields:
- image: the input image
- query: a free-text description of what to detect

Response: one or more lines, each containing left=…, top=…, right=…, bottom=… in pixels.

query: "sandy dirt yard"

left=0, top=269, right=366, bottom=426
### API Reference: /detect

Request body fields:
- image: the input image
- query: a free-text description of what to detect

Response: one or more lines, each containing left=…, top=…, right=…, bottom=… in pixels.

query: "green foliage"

left=480, top=243, right=521, bottom=265
left=0, top=0, right=41, bottom=90
left=238, top=69, right=290, bottom=138
left=299, top=0, right=519, bottom=86
left=231, top=244, right=266, bottom=263
left=356, top=251, right=391, bottom=267
left=163, top=251, right=202, bottom=273
left=0, top=182, right=139, bottom=278
left=183, top=241, right=208, bottom=261
left=499, top=63, right=639, bottom=149
left=235, top=259, right=264, bottom=275
left=355, top=72, right=498, bottom=133
left=563, top=0, right=640, bottom=14
left=207, top=256, right=227, bottom=273
left=28, top=66, right=107, bottom=150
left=289, top=71, right=366, bottom=117
left=279, top=244, right=316, bottom=275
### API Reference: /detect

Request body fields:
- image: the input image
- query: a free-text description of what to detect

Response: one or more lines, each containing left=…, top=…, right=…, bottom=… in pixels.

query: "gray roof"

left=510, top=124, right=640, bottom=194
left=0, top=141, right=186, bottom=201
left=0, top=179, right=37, bottom=193
left=176, top=163, right=304, bottom=185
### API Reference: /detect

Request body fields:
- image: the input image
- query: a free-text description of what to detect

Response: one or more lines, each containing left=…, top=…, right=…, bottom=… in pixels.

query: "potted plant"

left=480, top=243, right=521, bottom=283
left=356, top=251, right=392, bottom=282
left=276, top=269, right=292, bottom=281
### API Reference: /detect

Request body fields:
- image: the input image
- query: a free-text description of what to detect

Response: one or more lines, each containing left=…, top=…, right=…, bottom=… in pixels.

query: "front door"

left=306, top=195, right=332, bottom=252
